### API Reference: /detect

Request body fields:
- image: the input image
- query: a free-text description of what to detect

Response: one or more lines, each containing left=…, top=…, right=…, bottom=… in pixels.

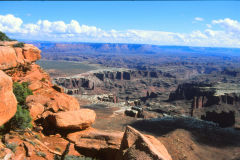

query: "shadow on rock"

left=128, top=116, right=240, bottom=148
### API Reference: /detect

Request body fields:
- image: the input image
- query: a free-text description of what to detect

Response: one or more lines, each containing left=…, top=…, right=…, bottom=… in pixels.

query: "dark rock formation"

left=201, top=111, right=235, bottom=127
left=169, top=82, right=240, bottom=108
left=169, top=82, right=240, bottom=127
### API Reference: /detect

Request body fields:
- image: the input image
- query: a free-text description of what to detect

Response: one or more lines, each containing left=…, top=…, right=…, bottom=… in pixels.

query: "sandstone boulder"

left=48, top=109, right=96, bottom=130
left=22, top=44, right=41, bottom=62
left=0, top=70, right=17, bottom=126
left=68, top=128, right=123, bottom=160
left=27, top=102, right=45, bottom=120
left=117, top=126, right=172, bottom=160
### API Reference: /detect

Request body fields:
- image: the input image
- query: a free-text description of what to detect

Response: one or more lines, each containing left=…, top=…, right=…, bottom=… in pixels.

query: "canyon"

left=0, top=41, right=173, bottom=160
left=1, top=40, right=240, bottom=160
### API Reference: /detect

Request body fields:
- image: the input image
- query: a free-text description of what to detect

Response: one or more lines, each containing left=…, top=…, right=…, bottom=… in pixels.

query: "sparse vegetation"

left=34, top=134, right=40, bottom=140
left=41, top=77, right=46, bottom=82
left=28, top=140, right=36, bottom=146
left=13, top=42, right=25, bottom=48
left=13, top=82, right=33, bottom=105
left=1, top=82, right=33, bottom=132
left=7, top=105, right=32, bottom=130
left=35, top=151, right=46, bottom=158
left=6, top=142, right=17, bottom=153
left=54, top=155, right=98, bottom=160
left=55, top=147, right=61, bottom=152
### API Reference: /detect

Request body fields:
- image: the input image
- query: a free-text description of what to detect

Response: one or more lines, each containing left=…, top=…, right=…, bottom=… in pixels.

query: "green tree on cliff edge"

left=0, top=31, right=14, bottom=41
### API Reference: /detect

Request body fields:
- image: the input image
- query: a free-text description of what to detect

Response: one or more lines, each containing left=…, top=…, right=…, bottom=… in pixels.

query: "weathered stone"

left=23, top=142, right=34, bottom=157
left=48, top=109, right=96, bottom=130
left=27, top=102, right=45, bottom=120
left=0, top=46, right=18, bottom=70
left=68, top=128, right=123, bottom=160
left=117, top=126, right=172, bottom=160
left=0, top=70, right=17, bottom=126
left=22, top=44, right=41, bottom=62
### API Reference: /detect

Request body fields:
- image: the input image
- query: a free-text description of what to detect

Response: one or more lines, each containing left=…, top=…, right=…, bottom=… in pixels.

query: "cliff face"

left=0, top=70, right=17, bottom=126
left=169, top=82, right=240, bottom=108
left=169, top=82, right=240, bottom=127
left=0, top=41, right=41, bottom=70
left=54, top=69, right=176, bottom=99
left=0, top=41, right=80, bottom=126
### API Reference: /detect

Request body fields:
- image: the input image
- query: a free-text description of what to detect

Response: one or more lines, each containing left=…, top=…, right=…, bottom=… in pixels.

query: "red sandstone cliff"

left=0, top=41, right=80, bottom=127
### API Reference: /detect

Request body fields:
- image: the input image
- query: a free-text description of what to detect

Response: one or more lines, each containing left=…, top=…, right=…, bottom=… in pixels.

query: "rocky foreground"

left=0, top=41, right=172, bottom=159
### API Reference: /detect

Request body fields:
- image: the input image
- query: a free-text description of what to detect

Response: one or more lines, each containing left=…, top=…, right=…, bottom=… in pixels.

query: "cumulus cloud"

left=0, top=14, right=23, bottom=33
left=194, top=17, right=204, bottom=21
left=0, top=14, right=240, bottom=48
left=212, top=18, right=240, bottom=34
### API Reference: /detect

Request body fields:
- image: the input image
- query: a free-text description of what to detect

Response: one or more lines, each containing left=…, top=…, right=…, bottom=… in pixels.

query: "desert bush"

left=40, top=77, right=46, bottom=82
left=13, top=42, right=25, bottom=48
left=34, top=134, right=40, bottom=140
left=54, top=155, right=98, bottom=160
left=3, top=82, right=33, bottom=131
left=35, top=151, right=46, bottom=158
left=7, top=105, right=32, bottom=130
left=13, top=82, right=32, bottom=105
left=6, top=142, right=17, bottom=153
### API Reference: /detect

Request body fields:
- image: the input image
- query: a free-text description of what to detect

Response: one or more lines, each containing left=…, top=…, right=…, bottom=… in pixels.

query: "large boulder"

left=22, top=44, right=41, bottom=63
left=48, top=109, right=96, bottom=130
left=0, top=70, right=17, bottom=126
left=27, top=102, right=45, bottom=120
left=68, top=128, right=123, bottom=160
left=117, top=126, right=172, bottom=160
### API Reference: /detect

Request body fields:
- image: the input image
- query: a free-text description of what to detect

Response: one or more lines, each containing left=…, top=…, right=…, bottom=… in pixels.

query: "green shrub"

left=40, top=77, right=46, bottom=82
left=28, top=140, right=36, bottom=146
left=7, top=105, right=32, bottom=130
left=13, top=82, right=32, bottom=105
left=6, top=142, right=17, bottom=153
left=13, top=42, right=25, bottom=48
left=54, top=155, right=98, bottom=160
left=3, top=82, right=33, bottom=131
left=34, top=134, right=40, bottom=140
left=35, top=151, right=46, bottom=158
left=0, top=31, right=14, bottom=41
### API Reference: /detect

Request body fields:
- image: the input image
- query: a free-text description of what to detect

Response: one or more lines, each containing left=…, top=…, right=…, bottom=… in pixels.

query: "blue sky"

left=0, top=1, right=240, bottom=47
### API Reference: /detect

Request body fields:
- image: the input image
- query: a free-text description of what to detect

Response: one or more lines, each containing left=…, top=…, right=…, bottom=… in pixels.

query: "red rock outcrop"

left=0, top=41, right=82, bottom=127
left=0, top=70, right=17, bottom=126
left=117, top=126, right=172, bottom=160
left=0, top=42, right=41, bottom=70
left=68, top=128, right=123, bottom=160
left=47, top=109, right=96, bottom=130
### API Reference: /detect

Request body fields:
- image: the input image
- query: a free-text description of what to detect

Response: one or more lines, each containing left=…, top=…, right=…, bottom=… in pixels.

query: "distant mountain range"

left=24, top=41, right=240, bottom=57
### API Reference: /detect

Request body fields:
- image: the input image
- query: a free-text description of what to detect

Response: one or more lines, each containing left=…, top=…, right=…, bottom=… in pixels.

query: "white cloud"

left=212, top=18, right=240, bottom=34
left=0, top=14, right=23, bottom=33
left=194, top=17, right=204, bottom=21
left=0, top=14, right=240, bottom=48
